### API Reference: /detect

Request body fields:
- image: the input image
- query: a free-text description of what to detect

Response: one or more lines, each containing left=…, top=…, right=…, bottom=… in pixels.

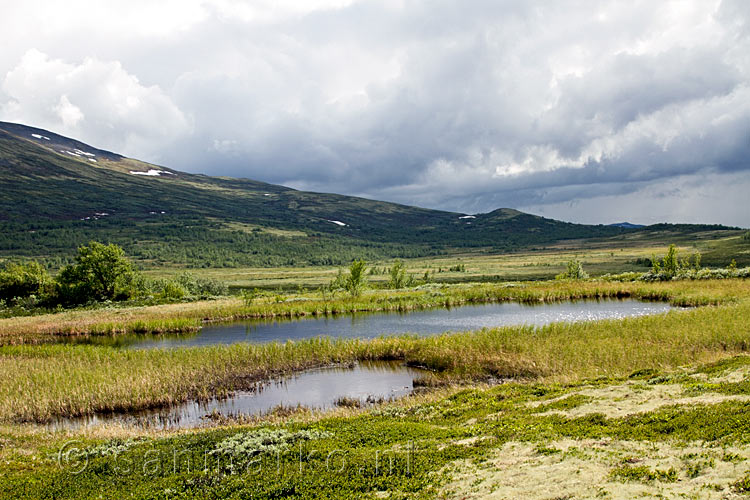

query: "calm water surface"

left=50, top=300, right=677, bottom=429
left=50, top=362, right=424, bottom=430
left=98, top=299, right=675, bottom=349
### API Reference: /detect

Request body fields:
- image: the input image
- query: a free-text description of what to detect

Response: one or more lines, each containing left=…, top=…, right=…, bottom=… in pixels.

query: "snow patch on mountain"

left=129, top=169, right=174, bottom=177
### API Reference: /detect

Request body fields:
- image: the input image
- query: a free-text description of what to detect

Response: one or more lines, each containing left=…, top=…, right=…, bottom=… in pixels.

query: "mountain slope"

left=0, top=121, right=731, bottom=268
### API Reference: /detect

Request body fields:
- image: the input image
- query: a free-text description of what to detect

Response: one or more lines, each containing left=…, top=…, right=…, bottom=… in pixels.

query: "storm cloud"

left=1, top=0, right=748, bottom=226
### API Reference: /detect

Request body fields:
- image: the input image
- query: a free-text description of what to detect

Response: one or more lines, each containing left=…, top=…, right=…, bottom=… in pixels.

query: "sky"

left=0, top=0, right=748, bottom=226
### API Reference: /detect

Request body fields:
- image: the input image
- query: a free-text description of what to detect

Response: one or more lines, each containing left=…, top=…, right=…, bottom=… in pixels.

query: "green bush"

left=644, top=245, right=703, bottom=281
left=387, top=260, right=414, bottom=289
left=174, top=272, right=228, bottom=297
left=556, top=259, right=588, bottom=280
left=1, top=243, right=228, bottom=311
left=661, top=244, right=679, bottom=276
left=147, top=273, right=227, bottom=301
left=345, top=259, right=368, bottom=297
left=153, top=280, right=187, bottom=300
left=0, top=260, right=53, bottom=304
left=56, top=242, right=140, bottom=304
left=328, top=260, right=369, bottom=296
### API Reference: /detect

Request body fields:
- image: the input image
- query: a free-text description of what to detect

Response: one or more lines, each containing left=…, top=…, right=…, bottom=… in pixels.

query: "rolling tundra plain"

left=1, top=123, right=750, bottom=499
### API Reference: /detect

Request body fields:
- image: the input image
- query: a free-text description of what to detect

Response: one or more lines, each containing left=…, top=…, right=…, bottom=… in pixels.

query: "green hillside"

left=0, top=121, right=737, bottom=268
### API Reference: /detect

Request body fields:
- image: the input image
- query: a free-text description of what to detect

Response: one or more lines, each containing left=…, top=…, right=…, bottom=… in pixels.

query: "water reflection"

left=62, top=299, right=675, bottom=349
left=49, top=361, right=424, bottom=431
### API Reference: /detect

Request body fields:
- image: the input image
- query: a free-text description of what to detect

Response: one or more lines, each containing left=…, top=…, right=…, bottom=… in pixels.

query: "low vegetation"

left=555, top=259, right=589, bottom=280
left=5, top=355, right=750, bottom=499
left=387, top=259, right=415, bottom=289
left=0, top=235, right=748, bottom=498
left=0, top=278, right=741, bottom=342
left=643, top=243, right=702, bottom=280
left=0, top=242, right=227, bottom=317
left=594, top=243, right=750, bottom=283
left=1, top=279, right=749, bottom=423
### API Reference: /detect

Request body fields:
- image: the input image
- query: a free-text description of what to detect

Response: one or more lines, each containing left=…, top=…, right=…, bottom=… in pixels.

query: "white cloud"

left=54, top=95, right=84, bottom=128
left=1, top=49, right=190, bottom=160
left=0, top=0, right=748, bottom=226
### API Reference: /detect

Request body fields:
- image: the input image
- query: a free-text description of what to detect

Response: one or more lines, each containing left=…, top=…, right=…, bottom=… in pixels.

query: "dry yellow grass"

left=0, top=279, right=749, bottom=423
left=1, top=279, right=742, bottom=342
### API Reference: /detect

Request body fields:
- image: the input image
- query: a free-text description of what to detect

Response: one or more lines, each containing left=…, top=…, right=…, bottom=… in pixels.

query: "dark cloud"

left=0, top=0, right=748, bottom=226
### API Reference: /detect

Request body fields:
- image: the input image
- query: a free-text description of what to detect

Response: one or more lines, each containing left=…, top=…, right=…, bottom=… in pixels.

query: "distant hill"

left=0, top=121, right=737, bottom=268
left=609, top=222, right=645, bottom=229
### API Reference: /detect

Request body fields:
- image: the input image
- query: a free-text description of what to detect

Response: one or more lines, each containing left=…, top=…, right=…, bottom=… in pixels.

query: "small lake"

left=50, top=299, right=677, bottom=430
left=73, top=299, right=675, bottom=349
left=49, top=362, right=424, bottom=430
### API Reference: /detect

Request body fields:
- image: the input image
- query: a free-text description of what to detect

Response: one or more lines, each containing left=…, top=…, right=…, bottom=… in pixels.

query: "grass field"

left=3, top=352, right=750, bottom=498
left=0, top=279, right=748, bottom=423
left=142, top=232, right=748, bottom=290
left=1, top=273, right=749, bottom=498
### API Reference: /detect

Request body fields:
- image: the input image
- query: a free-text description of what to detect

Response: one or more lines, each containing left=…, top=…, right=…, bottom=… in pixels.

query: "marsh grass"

left=0, top=279, right=743, bottom=342
left=7, top=363, right=750, bottom=499
left=1, top=279, right=750, bottom=423
left=7, top=351, right=750, bottom=499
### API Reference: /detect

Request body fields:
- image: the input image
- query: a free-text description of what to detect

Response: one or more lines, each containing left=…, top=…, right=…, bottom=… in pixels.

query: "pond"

left=49, top=362, right=425, bottom=431
left=70, top=299, right=675, bottom=349
left=49, top=299, right=677, bottom=430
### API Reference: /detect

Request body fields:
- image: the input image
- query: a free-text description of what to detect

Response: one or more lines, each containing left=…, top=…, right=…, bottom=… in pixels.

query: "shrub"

left=56, top=242, right=140, bottom=303
left=212, top=429, right=331, bottom=460
left=644, top=244, right=703, bottom=281
left=661, top=244, right=679, bottom=275
left=611, top=465, right=677, bottom=483
left=734, top=474, right=750, bottom=493
left=345, top=259, right=368, bottom=297
left=556, top=259, right=589, bottom=280
left=175, top=272, right=228, bottom=297
left=0, top=260, right=53, bottom=304
left=638, top=265, right=750, bottom=282
left=633, top=257, right=652, bottom=268
left=327, top=269, right=348, bottom=293
left=693, top=251, right=702, bottom=270
left=329, top=260, right=368, bottom=296
left=241, top=288, right=265, bottom=306
left=387, top=260, right=414, bottom=289
left=155, top=280, right=187, bottom=300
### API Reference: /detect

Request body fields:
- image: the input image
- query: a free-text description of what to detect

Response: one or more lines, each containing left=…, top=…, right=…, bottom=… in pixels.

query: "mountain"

left=0, top=121, right=734, bottom=268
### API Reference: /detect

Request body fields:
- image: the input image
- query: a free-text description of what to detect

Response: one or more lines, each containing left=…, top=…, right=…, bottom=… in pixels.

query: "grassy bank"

left=4, top=356, right=750, bottom=499
left=1, top=279, right=749, bottom=423
left=0, top=279, right=740, bottom=343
